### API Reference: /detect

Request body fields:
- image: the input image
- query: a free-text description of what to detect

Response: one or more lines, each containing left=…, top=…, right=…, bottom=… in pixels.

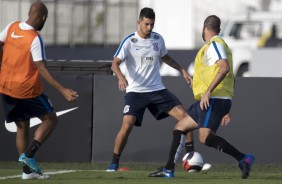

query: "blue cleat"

left=106, top=163, right=119, bottom=172
left=239, top=154, right=255, bottom=179
left=148, top=167, right=174, bottom=178
left=18, top=153, right=42, bottom=175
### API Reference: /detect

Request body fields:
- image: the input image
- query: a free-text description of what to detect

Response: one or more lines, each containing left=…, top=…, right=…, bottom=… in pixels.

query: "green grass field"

left=1, top=162, right=282, bottom=184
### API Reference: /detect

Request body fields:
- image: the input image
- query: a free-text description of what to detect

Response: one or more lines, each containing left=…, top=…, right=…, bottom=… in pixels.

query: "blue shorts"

left=187, top=99, right=231, bottom=133
left=123, top=89, right=182, bottom=126
left=1, top=93, right=54, bottom=123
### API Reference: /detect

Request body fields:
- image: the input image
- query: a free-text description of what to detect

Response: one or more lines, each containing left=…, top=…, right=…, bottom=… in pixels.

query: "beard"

left=37, top=21, right=45, bottom=31
left=202, top=31, right=206, bottom=42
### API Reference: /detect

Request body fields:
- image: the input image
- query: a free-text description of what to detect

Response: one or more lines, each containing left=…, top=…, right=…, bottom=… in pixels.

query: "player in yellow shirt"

left=149, top=15, right=254, bottom=179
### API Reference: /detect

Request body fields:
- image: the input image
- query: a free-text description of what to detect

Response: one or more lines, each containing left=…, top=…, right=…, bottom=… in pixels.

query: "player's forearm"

left=42, top=71, right=64, bottom=92
left=37, top=62, right=65, bottom=92
left=206, top=72, right=226, bottom=94
left=111, top=62, right=125, bottom=80
left=162, top=54, right=183, bottom=71
left=206, top=62, right=229, bottom=94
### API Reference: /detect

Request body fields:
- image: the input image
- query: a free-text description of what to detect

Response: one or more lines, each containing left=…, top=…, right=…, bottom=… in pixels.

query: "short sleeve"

left=0, top=22, right=15, bottom=42
left=206, top=41, right=227, bottom=66
left=31, top=35, right=46, bottom=62
left=159, top=35, right=168, bottom=57
left=114, top=34, right=134, bottom=61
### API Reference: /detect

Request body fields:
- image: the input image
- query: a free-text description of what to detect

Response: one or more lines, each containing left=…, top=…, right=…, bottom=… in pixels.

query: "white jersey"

left=114, top=32, right=167, bottom=93
left=0, top=21, right=46, bottom=62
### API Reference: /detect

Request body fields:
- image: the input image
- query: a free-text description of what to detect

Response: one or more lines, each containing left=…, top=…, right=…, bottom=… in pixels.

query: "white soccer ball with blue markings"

left=182, top=151, right=204, bottom=173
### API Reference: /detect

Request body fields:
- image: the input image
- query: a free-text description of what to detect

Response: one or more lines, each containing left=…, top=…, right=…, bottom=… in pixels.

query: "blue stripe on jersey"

left=203, top=99, right=215, bottom=128
left=38, top=35, right=46, bottom=60
left=212, top=41, right=222, bottom=60
left=114, top=33, right=135, bottom=57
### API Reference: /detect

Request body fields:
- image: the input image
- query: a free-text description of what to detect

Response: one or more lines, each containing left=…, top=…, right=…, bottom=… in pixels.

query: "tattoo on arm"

left=162, top=55, right=182, bottom=71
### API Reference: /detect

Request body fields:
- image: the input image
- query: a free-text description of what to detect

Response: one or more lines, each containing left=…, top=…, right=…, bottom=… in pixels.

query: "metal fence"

left=0, top=0, right=138, bottom=46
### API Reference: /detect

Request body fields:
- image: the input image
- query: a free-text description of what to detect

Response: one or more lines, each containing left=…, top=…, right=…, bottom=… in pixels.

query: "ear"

left=137, top=20, right=140, bottom=24
left=42, top=15, right=47, bottom=21
left=202, top=25, right=206, bottom=32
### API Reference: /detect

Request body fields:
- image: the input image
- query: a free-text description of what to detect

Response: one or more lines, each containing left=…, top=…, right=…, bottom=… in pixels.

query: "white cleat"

left=22, top=172, right=49, bottom=180
left=201, top=163, right=212, bottom=172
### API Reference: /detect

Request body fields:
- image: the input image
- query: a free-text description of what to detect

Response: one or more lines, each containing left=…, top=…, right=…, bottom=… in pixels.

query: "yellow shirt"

left=193, top=36, right=234, bottom=100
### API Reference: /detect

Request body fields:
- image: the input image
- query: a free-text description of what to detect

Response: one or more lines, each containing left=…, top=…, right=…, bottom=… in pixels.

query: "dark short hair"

left=139, top=7, right=155, bottom=20
left=204, top=15, right=221, bottom=33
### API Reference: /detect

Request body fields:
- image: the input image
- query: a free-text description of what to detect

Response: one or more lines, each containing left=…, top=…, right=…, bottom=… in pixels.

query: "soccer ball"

left=182, top=151, right=204, bottom=173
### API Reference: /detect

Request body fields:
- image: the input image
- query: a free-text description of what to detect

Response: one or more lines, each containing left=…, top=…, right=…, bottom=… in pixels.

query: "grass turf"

left=0, top=162, right=282, bottom=184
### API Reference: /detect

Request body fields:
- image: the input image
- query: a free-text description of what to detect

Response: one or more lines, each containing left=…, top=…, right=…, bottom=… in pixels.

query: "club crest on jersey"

left=131, top=38, right=138, bottom=43
left=152, top=42, right=159, bottom=51
left=154, top=35, right=160, bottom=40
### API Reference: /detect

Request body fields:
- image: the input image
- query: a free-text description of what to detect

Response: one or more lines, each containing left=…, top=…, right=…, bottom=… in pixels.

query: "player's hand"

left=200, top=92, right=210, bottom=110
left=118, top=77, right=128, bottom=91
left=62, top=88, right=79, bottom=101
left=221, top=114, right=231, bottom=126
left=181, top=69, right=193, bottom=87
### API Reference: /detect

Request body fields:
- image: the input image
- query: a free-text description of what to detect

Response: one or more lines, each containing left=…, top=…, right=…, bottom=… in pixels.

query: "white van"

left=219, top=11, right=282, bottom=76
left=188, top=11, right=282, bottom=77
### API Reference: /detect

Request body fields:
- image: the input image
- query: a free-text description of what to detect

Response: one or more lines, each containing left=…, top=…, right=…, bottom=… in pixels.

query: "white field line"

left=0, top=169, right=105, bottom=180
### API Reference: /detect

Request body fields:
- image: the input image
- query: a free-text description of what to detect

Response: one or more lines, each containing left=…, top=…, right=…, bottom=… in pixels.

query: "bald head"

left=29, top=1, right=48, bottom=17
left=27, top=1, right=48, bottom=31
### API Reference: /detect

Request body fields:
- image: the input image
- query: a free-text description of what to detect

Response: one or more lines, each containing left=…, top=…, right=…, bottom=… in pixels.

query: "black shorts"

left=123, top=89, right=182, bottom=126
left=1, top=93, right=54, bottom=123
left=187, top=99, right=231, bottom=133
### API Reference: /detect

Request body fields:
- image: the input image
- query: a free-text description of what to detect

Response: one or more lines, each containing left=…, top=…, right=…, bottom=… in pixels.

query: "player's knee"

left=122, top=116, right=136, bottom=128
left=124, top=123, right=133, bottom=130
left=15, top=120, right=30, bottom=130
left=121, top=120, right=134, bottom=132
left=40, top=112, right=58, bottom=127
left=169, top=105, right=187, bottom=120
left=49, top=113, right=58, bottom=125
left=177, top=107, right=187, bottom=118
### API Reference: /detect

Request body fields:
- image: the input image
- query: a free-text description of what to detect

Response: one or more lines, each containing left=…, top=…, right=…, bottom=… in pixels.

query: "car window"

left=227, top=22, right=262, bottom=39
left=240, top=22, right=262, bottom=39
left=229, top=23, right=242, bottom=38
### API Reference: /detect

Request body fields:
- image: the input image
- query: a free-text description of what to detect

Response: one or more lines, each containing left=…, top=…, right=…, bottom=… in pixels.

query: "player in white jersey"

left=114, top=31, right=166, bottom=93
left=107, top=7, right=213, bottom=172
